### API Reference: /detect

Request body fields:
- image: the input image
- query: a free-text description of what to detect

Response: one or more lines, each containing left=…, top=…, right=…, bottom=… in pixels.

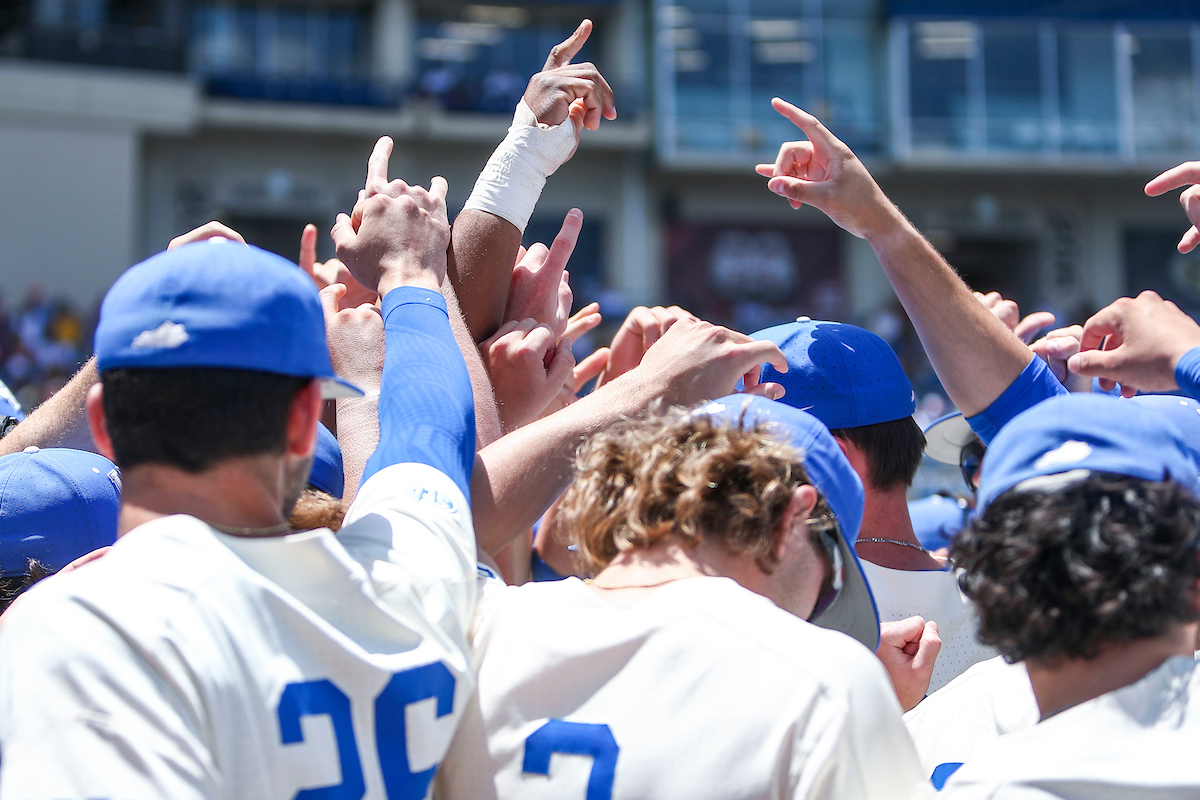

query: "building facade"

left=2, top=0, right=1199, bottom=365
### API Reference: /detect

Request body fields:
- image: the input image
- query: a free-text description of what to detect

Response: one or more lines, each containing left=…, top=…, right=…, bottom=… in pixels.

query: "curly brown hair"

left=952, top=473, right=1200, bottom=664
left=559, top=406, right=834, bottom=576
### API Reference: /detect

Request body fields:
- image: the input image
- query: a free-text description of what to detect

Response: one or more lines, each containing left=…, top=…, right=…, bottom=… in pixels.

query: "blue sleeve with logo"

left=361, top=287, right=475, bottom=501
left=1175, top=347, right=1200, bottom=402
left=966, top=356, right=1067, bottom=446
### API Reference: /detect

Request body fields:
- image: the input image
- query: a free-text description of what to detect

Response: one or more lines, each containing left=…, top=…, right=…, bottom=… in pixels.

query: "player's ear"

left=773, top=485, right=819, bottom=562
left=285, top=380, right=323, bottom=459
left=86, top=383, right=116, bottom=463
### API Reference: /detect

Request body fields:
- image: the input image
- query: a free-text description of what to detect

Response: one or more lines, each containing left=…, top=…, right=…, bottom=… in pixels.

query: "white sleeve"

left=0, top=599, right=218, bottom=800
left=338, top=462, right=478, bottom=645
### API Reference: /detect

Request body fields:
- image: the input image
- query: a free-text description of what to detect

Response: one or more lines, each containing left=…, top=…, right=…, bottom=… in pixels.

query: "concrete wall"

left=0, top=121, right=138, bottom=307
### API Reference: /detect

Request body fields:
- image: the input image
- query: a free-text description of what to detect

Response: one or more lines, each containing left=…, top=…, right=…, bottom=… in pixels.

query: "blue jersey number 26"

left=523, top=719, right=619, bottom=800
left=278, top=661, right=455, bottom=800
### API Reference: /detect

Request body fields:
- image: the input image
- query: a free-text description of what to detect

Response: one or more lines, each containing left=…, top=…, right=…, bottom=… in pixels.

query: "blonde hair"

left=288, top=487, right=346, bottom=532
left=560, top=406, right=831, bottom=575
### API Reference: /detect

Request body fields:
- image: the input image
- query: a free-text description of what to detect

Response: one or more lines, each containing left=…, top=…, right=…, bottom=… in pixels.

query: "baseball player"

left=754, top=319, right=994, bottom=694
left=0, top=139, right=478, bottom=798
left=938, top=394, right=1200, bottom=795
left=436, top=395, right=935, bottom=800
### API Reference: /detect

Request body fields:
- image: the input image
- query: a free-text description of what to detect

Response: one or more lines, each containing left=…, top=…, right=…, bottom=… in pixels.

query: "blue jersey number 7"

left=277, top=661, right=456, bottom=800
left=523, top=719, right=619, bottom=800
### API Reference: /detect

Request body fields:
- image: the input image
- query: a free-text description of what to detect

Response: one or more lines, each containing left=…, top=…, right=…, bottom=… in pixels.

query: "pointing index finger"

left=771, top=97, right=840, bottom=152
left=366, top=136, right=394, bottom=195
left=1146, top=161, right=1200, bottom=197
left=545, top=19, right=592, bottom=69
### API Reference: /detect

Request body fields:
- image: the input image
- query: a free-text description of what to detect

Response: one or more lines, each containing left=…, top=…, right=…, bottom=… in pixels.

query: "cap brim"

left=809, top=534, right=880, bottom=651
left=321, top=377, right=365, bottom=399
left=924, top=412, right=976, bottom=465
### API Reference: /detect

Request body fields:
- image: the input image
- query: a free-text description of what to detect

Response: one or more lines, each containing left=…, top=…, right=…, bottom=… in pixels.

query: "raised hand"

left=504, top=209, right=582, bottom=339
left=168, top=220, right=246, bottom=250
left=299, top=223, right=378, bottom=310
left=480, top=318, right=575, bottom=431
left=755, top=98, right=899, bottom=239
left=523, top=20, right=616, bottom=132
left=331, top=136, right=450, bottom=296
left=1067, top=290, right=1200, bottom=395
left=875, top=617, right=941, bottom=712
left=1146, top=161, right=1200, bottom=254
left=598, top=305, right=699, bottom=386
left=634, top=318, right=787, bottom=407
left=320, top=284, right=384, bottom=394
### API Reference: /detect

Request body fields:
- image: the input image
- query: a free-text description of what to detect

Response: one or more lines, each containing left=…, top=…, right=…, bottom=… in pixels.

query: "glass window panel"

left=824, top=18, right=882, bottom=152
left=909, top=20, right=975, bottom=149
left=747, top=0, right=811, bottom=155
left=983, top=27, right=1043, bottom=151
left=669, top=1, right=735, bottom=152
left=272, top=9, right=307, bottom=76
left=1129, top=28, right=1194, bottom=154
left=1057, top=26, right=1118, bottom=153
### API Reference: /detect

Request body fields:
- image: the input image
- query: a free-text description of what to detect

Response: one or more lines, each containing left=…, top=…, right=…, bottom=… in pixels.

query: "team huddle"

left=3, top=19, right=1200, bottom=799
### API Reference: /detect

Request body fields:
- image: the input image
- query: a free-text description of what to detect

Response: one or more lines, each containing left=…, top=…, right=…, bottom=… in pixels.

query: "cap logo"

left=1034, top=440, right=1093, bottom=470
left=132, top=321, right=189, bottom=350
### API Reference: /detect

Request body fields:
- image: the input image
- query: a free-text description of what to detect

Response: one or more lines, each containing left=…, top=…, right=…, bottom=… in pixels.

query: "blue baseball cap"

left=308, top=423, right=345, bottom=499
left=1129, top=395, right=1200, bottom=470
left=696, top=394, right=880, bottom=651
left=977, top=394, right=1200, bottom=514
left=753, top=318, right=915, bottom=429
left=95, top=240, right=362, bottom=399
left=0, top=447, right=120, bottom=577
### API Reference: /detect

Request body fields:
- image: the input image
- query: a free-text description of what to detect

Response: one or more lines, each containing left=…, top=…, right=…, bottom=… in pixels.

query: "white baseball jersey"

left=860, top=561, right=996, bottom=693
left=942, top=655, right=1200, bottom=798
left=903, top=656, right=1038, bottom=783
left=0, top=462, right=476, bottom=799
left=436, top=575, right=934, bottom=800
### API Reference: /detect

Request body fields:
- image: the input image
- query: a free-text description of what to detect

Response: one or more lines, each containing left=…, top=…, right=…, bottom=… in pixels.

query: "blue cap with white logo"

left=0, top=447, right=120, bottom=576
left=753, top=319, right=915, bottom=429
left=977, top=394, right=1200, bottom=513
left=697, top=394, right=880, bottom=651
left=308, top=423, right=345, bottom=499
left=94, top=240, right=362, bottom=399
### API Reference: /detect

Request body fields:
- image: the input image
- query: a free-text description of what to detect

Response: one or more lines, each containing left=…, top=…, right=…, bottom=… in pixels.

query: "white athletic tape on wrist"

left=463, top=99, right=578, bottom=232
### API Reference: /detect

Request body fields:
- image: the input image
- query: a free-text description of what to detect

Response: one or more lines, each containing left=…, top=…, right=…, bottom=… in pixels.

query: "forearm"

left=447, top=210, right=523, bottom=343
left=472, top=369, right=659, bottom=556
left=363, top=288, right=475, bottom=499
left=0, top=358, right=98, bottom=457
left=334, top=396, right=378, bottom=504
left=442, top=277, right=503, bottom=448
left=867, top=212, right=1032, bottom=416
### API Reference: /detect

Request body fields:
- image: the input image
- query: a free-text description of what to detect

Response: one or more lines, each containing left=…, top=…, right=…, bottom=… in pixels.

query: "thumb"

left=768, top=176, right=830, bottom=208
left=319, top=283, right=347, bottom=317
left=1066, top=348, right=1116, bottom=379
left=547, top=337, right=576, bottom=387
left=912, top=620, right=942, bottom=674
left=331, top=213, right=356, bottom=253
left=299, top=223, right=318, bottom=276
left=567, top=99, right=587, bottom=134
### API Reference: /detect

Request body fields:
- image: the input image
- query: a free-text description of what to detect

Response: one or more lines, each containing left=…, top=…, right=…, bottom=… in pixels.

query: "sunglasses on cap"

left=809, top=527, right=845, bottom=620
left=960, top=439, right=985, bottom=493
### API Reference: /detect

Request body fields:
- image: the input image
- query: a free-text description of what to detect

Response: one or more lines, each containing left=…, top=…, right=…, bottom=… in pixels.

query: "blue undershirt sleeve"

left=361, top=286, right=475, bottom=501
left=1174, top=347, right=1200, bottom=402
left=966, top=355, right=1068, bottom=446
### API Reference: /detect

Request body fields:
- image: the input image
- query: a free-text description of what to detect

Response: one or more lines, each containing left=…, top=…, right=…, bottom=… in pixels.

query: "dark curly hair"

left=951, top=472, right=1200, bottom=665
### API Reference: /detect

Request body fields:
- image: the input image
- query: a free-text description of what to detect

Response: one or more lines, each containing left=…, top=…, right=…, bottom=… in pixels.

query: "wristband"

left=1174, top=346, right=1200, bottom=400
left=462, top=99, right=578, bottom=232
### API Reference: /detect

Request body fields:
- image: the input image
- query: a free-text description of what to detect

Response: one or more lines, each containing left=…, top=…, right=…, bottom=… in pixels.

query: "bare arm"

left=0, top=358, right=98, bottom=456
left=758, top=98, right=1032, bottom=416
left=450, top=20, right=614, bottom=342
